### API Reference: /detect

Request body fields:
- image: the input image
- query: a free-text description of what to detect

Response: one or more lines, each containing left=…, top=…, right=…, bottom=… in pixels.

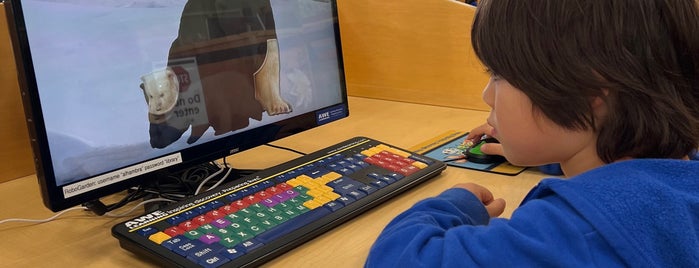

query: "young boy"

left=366, top=0, right=699, bottom=267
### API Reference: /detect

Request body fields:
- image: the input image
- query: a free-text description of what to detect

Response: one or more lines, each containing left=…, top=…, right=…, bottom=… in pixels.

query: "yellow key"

left=315, top=185, right=334, bottom=193
left=306, top=189, right=325, bottom=198
left=286, top=178, right=301, bottom=187
left=374, top=144, right=391, bottom=151
left=387, top=148, right=411, bottom=158
left=320, top=172, right=342, bottom=184
left=296, top=175, right=314, bottom=184
left=303, top=199, right=322, bottom=209
left=361, top=149, right=380, bottom=157
left=314, top=195, right=332, bottom=205
left=148, top=232, right=171, bottom=245
left=412, top=161, right=428, bottom=169
left=323, top=192, right=341, bottom=201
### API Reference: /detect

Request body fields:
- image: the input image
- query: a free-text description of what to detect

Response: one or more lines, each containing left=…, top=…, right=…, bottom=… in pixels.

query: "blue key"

left=324, top=201, right=344, bottom=211
left=347, top=190, right=367, bottom=200
left=161, top=236, right=188, bottom=251
left=370, top=180, right=389, bottom=188
left=167, top=215, right=186, bottom=225
left=173, top=240, right=204, bottom=256
left=379, top=175, right=396, bottom=184
left=238, top=239, right=264, bottom=252
left=187, top=245, right=223, bottom=265
left=195, top=204, right=212, bottom=214
left=136, top=226, right=158, bottom=237
left=386, top=172, right=404, bottom=181
left=200, top=255, right=230, bottom=268
left=335, top=195, right=355, bottom=206
left=367, top=172, right=382, bottom=180
left=219, top=247, right=245, bottom=261
left=207, top=200, right=225, bottom=209
left=329, top=177, right=362, bottom=195
left=359, top=185, right=378, bottom=195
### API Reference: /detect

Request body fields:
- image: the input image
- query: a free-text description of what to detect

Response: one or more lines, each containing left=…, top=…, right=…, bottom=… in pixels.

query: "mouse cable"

left=443, top=156, right=468, bottom=163
left=264, top=143, right=307, bottom=156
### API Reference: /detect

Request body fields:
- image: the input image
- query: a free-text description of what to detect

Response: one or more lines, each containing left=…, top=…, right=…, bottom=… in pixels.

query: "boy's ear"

left=590, top=95, right=605, bottom=108
left=590, top=89, right=609, bottom=119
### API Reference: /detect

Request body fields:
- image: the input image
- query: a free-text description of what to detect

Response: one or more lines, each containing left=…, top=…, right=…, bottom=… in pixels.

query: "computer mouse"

left=464, top=137, right=507, bottom=164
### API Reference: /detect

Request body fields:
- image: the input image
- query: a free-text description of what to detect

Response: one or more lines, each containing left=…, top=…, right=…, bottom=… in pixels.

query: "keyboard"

left=112, top=136, right=447, bottom=267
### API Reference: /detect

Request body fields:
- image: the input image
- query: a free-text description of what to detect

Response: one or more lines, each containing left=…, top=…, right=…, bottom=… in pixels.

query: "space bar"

left=256, top=207, right=332, bottom=243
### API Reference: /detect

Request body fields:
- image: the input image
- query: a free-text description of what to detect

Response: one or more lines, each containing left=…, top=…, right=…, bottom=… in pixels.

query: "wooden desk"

left=0, top=97, right=546, bottom=267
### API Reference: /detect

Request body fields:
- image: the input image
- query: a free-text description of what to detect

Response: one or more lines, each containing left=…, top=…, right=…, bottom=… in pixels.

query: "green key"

left=293, top=204, right=310, bottom=214
left=183, top=229, right=202, bottom=240
left=197, top=224, right=216, bottom=234
left=219, top=236, right=240, bottom=248
left=214, top=228, right=233, bottom=238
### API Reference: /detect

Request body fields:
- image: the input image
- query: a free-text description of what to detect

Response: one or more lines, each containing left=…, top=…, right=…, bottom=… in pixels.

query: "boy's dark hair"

left=471, top=0, right=699, bottom=163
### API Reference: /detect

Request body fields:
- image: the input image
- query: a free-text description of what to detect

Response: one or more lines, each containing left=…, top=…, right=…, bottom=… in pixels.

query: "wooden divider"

left=337, top=0, right=490, bottom=111
left=0, top=3, right=35, bottom=183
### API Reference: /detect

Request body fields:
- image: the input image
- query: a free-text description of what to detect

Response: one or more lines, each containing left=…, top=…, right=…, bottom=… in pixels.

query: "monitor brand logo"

left=318, top=111, right=330, bottom=121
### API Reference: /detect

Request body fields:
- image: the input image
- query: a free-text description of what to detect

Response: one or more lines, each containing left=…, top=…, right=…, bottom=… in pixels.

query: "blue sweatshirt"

left=365, top=159, right=699, bottom=267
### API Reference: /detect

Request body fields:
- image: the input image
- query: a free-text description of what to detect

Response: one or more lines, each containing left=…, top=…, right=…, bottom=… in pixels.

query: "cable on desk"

left=443, top=156, right=468, bottom=162
left=0, top=206, right=87, bottom=225
left=194, top=159, right=229, bottom=195
left=264, top=143, right=307, bottom=156
left=0, top=198, right=178, bottom=225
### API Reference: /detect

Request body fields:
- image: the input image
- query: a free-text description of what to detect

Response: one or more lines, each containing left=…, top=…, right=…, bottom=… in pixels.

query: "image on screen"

left=10, top=0, right=347, bottom=210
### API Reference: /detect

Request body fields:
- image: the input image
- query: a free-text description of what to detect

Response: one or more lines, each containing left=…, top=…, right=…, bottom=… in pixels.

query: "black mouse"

left=464, top=137, right=507, bottom=164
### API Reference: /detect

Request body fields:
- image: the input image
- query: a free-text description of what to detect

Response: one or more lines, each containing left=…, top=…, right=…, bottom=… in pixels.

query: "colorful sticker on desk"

left=412, top=130, right=527, bottom=176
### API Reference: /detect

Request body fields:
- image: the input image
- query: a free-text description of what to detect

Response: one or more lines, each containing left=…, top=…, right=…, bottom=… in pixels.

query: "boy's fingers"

left=479, top=143, right=505, bottom=157
left=485, top=198, right=506, bottom=217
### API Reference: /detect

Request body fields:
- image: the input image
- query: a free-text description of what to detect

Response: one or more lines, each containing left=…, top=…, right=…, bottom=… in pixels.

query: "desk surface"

left=0, top=96, right=548, bottom=267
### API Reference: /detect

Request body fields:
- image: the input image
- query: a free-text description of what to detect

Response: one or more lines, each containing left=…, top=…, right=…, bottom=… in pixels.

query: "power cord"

left=0, top=197, right=178, bottom=225
left=265, top=143, right=307, bottom=156
left=0, top=206, right=87, bottom=225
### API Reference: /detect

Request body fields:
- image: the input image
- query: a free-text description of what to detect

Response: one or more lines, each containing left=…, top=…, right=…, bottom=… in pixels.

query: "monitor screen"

left=5, top=0, right=348, bottom=212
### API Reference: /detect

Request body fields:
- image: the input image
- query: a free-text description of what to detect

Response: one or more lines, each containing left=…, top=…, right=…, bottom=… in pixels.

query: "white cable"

left=206, top=165, right=234, bottom=192
left=104, top=198, right=175, bottom=218
left=194, top=162, right=227, bottom=195
left=0, top=206, right=86, bottom=225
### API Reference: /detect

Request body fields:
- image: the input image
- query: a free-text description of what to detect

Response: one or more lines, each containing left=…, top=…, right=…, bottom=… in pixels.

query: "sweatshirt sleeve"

left=365, top=188, right=624, bottom=267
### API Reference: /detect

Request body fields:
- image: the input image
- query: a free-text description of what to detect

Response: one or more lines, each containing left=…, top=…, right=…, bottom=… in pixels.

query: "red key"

left=164, top=226, right=184, bottom=237
left=178, top=220, right=199, bottom=231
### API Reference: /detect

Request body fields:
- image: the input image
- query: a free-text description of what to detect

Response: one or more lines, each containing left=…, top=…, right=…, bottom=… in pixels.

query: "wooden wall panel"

left=338, top=0, right=490, bottom=111
left=0, top=3, right=35, bottom=183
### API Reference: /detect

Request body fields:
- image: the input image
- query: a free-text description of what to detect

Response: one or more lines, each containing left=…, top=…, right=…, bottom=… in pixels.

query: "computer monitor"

left=5, top=0, right=348, bottom=212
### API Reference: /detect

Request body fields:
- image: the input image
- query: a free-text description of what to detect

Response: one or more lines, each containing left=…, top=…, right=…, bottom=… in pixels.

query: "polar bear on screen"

left=141, top=67, right=179, bottom=115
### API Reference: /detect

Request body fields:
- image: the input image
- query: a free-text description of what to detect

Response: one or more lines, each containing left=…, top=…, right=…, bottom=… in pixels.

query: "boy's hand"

left=454, top=183, right=506, bottom=218
left=465, top=123, right=505, bottom=156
